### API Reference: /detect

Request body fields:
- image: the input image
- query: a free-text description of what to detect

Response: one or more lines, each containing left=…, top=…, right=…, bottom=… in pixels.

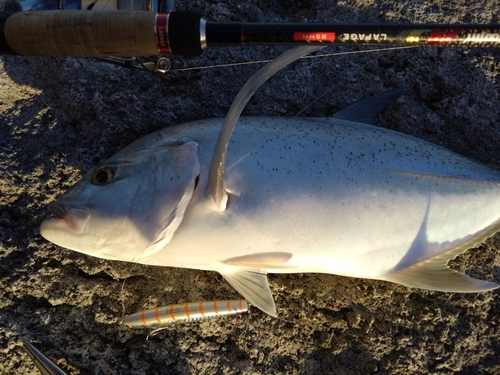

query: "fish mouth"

left=46, top=202, right=91, bottom=234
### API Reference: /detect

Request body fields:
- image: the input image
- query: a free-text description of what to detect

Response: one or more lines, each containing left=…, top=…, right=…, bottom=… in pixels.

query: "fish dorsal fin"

left=219, top=268, right=277, bottom=317
left=207, top=45, right=325, bottom=211
left=382, top=217, right=500, bottom=292
left=143, top=142, right=200, bottom=256
left=333, top=87, right=409, bottom=125
left=223, top=251, right=294, bottom=269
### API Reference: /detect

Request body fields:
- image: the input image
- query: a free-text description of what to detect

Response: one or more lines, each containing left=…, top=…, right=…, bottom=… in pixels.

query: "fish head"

left=40, top=140, right=201, bottom=262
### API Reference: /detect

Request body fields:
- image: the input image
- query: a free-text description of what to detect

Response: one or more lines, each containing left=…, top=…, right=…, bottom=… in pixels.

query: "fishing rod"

left=0, top=10, right=499, bottom=59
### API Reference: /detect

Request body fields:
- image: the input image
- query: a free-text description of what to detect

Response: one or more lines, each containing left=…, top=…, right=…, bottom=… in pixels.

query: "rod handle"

left=1, top=10, right=205, bottom=57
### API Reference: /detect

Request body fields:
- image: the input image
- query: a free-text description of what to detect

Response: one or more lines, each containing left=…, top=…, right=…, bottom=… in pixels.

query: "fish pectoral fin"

left=144, top=142, right=201, bottom=256
left=219, top=268, right=277, bottom=317
left=223, top=251, right=294, bottom=269
left=382, top=254, right=499, bottom=293
left=333, top=87, right=409, bottom=125
left=145, top=178, right=198, bottom=256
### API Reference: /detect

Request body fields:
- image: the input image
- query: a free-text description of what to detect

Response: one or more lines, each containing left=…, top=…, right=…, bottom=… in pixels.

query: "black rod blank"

left=206, top=22, right=500, bottom=48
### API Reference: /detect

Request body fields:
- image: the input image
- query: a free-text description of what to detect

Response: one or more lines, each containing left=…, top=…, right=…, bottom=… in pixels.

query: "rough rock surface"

left=1, top=1, right=500, bottom=374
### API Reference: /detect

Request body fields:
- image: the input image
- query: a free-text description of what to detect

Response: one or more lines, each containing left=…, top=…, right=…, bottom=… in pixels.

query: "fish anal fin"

left=385, top=216, right=500, bottom=292
left=219, top=268, right=277, bottom=317
left=223, top=251, right=294, bottom=269
left=383, top=254, right=499, bottom=293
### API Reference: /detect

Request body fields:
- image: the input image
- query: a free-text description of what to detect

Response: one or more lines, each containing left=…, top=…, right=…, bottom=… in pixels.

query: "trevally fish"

left=40, top=88, right=500, bottom=316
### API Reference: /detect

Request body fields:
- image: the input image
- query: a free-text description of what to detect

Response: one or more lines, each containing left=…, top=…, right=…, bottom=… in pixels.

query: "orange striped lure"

left=123, top=300, right=248, bottom=329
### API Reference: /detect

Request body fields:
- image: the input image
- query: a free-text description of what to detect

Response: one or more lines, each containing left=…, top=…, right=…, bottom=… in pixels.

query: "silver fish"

left=40, top=87, right=500, bottom=316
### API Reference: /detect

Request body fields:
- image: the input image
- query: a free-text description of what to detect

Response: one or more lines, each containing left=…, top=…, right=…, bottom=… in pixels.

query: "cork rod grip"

left=3, top=11, right=159, bottom=56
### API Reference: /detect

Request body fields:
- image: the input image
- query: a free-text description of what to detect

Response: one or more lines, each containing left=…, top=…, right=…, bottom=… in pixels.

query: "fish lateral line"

left=386, top=168, right=500, bottom=184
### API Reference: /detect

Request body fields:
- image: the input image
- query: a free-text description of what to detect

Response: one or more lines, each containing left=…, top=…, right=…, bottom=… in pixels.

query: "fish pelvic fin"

left=223, top=251, right=294, bottom=269
left=219, top=268, right=277, bottom=317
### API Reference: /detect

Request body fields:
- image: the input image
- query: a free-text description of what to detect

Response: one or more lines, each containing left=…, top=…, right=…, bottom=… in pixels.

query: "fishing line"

left=208, top=45, right=324, bottom=210
left=292, top=79, right=345, bottom=119
left=119, top=254, right=147, bottom=319
left=119, top=222, right=181, bottom=319
left=172, top=45, right=419, bottom=72
left=101, top=0, right=113, bottom=11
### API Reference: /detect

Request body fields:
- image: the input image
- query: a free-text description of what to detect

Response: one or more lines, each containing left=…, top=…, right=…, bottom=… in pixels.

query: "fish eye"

left=91, top=166, right=116, bottom=185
